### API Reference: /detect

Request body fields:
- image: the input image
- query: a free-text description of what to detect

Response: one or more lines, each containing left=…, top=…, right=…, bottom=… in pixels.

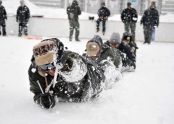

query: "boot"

left=96, top=28, right=99, bottom=32
left=75, top=37, right=80, bottom=41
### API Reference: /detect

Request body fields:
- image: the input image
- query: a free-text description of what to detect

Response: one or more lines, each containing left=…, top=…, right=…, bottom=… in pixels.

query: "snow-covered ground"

left=0, top=36, right=174, bottom=124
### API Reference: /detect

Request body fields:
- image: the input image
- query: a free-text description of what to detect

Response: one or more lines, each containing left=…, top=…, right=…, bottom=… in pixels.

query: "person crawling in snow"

left=28, top=38, right=104, bottom=109
left=105, top=32, right=136, bottom=72
left=83, top=35, right=122, bottom=89
left=122, top=32, right=138, bottom=57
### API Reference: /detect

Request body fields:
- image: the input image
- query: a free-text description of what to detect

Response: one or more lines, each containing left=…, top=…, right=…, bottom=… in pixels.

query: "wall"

left=6, top=16, right=174, bottom=42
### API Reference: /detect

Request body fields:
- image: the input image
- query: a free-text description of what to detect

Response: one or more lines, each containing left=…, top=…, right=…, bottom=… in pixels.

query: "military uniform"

left=0, top=4, right=7, bottom=36
left=16, top=5, right=30, bottom=36
left=67, top=1, right=81, bottom=41
left=141, top=7, right=159, bottom=44
left=96, top=6, right=110, bottom=34
left=121, top=7, right=138, bottom=42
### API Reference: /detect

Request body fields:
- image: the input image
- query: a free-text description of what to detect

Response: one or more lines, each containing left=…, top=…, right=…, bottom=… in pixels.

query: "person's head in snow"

left=122, top=32, right=132, bottom=44
left=0, top=0, right=2, bottom=6
left=29, top=38, right=104, bottom=109
left=33, top=38, right=64, bottom=77
left=108, top=32, right=121, bottom=48
left=86, top=35, right=103, bottom=60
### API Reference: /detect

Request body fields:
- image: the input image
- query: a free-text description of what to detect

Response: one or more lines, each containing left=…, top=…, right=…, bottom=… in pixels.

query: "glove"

left=40, top=94, right=55, bottom=109
left=60, top=58, right=73, bottom=72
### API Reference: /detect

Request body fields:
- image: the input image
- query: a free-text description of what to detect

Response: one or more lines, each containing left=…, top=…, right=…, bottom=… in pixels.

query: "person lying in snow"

left=28, top=38, right=104, bottom=109
left=105, top=32, right=136, bottom=72
left=83, top=35, right=122, bottom=89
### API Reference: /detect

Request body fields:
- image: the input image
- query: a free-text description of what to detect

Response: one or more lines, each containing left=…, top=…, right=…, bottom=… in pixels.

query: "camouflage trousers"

left=69, top=20, right=80, bottom=41
left=0, top=20, right=6, bottom=36
left=124, top=22, right=136, bottom=42
left=18, top=21, right=28, bottom=36
left=96, top=18, right=106, bottom=33
left=143, top=26, right=153, bottom=43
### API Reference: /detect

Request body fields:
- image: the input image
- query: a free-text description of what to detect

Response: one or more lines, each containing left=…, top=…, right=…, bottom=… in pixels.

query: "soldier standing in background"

left=96, top=2, right=110, bottom=35
left=67, top=0, right=81, bottom=41
left=121, top=2, right=138, bottom=42
left=0, top=0, right=7, bottom=36
left=16, top=0, right=30, bottom=37
left=141, top=1, right=159, bottom=44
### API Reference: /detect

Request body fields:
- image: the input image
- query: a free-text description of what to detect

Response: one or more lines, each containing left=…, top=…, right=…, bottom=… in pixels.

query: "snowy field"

left=0, top=36, right=174, bottom=124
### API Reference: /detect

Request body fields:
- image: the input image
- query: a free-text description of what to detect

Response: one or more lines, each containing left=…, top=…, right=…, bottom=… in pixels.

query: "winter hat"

left=122, top=32, right=132, bottom=42
left=109, top=32, right=121, bottom=44
left=33, top=39, right=58, bottom=66
left=127, top=2, right=131, bottom=6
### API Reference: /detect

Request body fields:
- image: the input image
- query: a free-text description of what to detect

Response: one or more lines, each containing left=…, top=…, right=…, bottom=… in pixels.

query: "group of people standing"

left=0, top=0, right=30, bottom=37
left=66, top=0, right=159, bottom=44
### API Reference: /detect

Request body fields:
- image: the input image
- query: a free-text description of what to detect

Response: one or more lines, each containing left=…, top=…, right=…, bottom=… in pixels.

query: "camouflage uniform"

left=96, top=4, right=110, bottom=35
left=141, top=6, right=159, bottom=44
left=121, top=3, right=138, bottom=42
left=0, top=2, right=7, bottom=36
left=16, top=5, right=30, bottom=36
left=67, top=0, right=81, bottom=41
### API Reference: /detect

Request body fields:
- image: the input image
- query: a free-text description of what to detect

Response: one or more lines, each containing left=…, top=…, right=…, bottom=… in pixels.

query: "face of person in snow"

left=39, top=62, right=56, bottom=76
left=110, top=42, right=120, bottom=48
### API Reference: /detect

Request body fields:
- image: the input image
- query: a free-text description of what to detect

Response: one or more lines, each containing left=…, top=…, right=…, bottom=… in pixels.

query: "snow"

left=0, top=36, right=174, bottom=124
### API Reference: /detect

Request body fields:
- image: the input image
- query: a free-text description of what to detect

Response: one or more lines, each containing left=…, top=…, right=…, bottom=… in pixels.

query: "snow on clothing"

left=96, top=6, right=110, bottom=33
left=121, top=7, right=138, bottom=42
left=16, top=5, right=30, bottom=36
left=67, top=1, right=81, bottom=41
left=0, top=5, right=7, bottom=36
left=83, top=35, right=122, bottom=89
left=105, top=40, right=136, bottom=71
left=29, top=38, right=104, bottom=109
left=141, top=7, right=159, bottom=44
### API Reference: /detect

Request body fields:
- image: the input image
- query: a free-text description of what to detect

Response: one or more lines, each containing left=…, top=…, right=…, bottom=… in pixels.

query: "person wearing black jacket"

left=28, top=38, right=104, bottom=109
left=67, top=0, right=81, bottom=41
left=96, top=2, right=110, bottom=35
left=0, top=0, right=7, bottom=36
left=121, top=2, right=138, bottom=42
left=105, top=32, right=136, bottom=72
left=141, top=1, right=159, bottom=44
left=16, top=0, right=30, bottom=37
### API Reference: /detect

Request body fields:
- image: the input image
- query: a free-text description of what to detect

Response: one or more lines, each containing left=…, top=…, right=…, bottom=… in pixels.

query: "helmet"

left=86, top=35, right=103, bottom=57
left=33, top=38, right=64, bottom=66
